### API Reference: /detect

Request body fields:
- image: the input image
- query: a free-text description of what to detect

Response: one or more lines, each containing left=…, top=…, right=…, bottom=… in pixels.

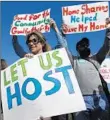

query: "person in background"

left=60, top=18, right=110, bottom=120
left=0, top=59, right=8, bottom=120
left=0, top=59, right=8, bottom=70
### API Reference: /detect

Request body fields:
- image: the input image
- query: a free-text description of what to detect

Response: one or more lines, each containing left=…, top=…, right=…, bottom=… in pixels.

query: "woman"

left=12, top=19, right=70, bottom=120
left=12, top=18, right=64, bottom=58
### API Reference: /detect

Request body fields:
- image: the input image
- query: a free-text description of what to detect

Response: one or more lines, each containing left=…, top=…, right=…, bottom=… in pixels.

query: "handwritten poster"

left=1, top=48, right=86, bottom=120
left=62, top=2, right=109, bottom=34
left=10, top=9, right=50, bottom=35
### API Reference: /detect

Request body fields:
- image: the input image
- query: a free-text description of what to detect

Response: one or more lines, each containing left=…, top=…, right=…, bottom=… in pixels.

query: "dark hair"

left=76, top=37, right=89, bottom=51
left=1, top=59, right=8, bottom=70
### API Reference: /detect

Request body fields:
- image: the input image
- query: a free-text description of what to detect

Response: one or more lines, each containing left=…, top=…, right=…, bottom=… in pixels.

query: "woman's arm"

left=12, top=35, right=27, bottom=58
left=49, top=19, right=75, bottom=67
left=49, top=19, right=68, bottom=49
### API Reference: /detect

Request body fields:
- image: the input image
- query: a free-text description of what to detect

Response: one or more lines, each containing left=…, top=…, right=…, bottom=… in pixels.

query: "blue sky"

left=1, top=1, right=110, bottom=65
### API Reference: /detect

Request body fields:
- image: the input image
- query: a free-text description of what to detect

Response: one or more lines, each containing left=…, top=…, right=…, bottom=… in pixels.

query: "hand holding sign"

left=10, top=9, right=51, bottom=35
left=106, top=18, right=110, bottom=28
left=49, top=18, right=57, bottom=29
left=24, top=53, right=34, bottom=58
left=62, top=2, right=109, bottom=34
left=49, top=18, right=60, bottom=34
left=61, top=24, right=70, bottom=34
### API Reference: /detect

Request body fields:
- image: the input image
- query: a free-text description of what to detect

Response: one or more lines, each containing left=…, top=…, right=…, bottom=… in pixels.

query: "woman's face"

left=27, top=34, right=44, bottom=54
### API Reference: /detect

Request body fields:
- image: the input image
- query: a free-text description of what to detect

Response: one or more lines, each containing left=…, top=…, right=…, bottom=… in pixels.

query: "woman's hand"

left=61, top=24, right=69, bottom=34
left=49, top=18, right=57, bottom=29
left=49, top=18, right=60, bottom=33
left=24, top=53, right=34, bottom=58
left=106, top=18, right=110, bottom=28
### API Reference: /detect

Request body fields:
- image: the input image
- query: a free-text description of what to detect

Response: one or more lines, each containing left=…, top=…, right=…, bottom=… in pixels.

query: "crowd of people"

left=1, top=18, right=110, bottom=120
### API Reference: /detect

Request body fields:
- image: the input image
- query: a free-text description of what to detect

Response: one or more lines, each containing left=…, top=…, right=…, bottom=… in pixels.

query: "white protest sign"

left=62, top=2, right=109, bottom=34
left=99, top=57, right=110, bottom=83
left=10, top=9, right=50, bottom=35
left=1, top=48, right=86, bottom=120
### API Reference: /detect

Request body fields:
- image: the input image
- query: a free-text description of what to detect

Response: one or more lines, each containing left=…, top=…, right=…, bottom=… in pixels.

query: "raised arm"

left=12, top=36, right=27, bottom=58
left=49, top=19, right=75, bottom=67
left=95, top=18, right=110, bottom=64
left=49, top=19, right=68, bottom=49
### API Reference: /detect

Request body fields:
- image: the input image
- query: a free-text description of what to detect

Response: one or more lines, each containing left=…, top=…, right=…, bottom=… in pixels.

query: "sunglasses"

left=26, top=38, right=40, bottom=45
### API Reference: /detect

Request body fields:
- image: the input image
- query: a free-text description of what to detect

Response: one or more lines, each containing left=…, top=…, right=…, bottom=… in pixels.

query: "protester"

left=12, top=18, right=63, bottom=58
left=0, top=59, right=8, bottom=120
left=60, top=18, right=110, bottom=120
left=12, top=18, right=71, bottom=120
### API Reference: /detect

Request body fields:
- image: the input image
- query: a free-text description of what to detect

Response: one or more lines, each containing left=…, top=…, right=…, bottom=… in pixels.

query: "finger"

left=30, top=54, right=34, bottom=58
left=40, top=116, right=43, bottom=120
left=50, top=18, right=55, bottom=24
left=28, top=54, right=31, bottom=58
left=24, top=54, right=33, bottom=58
left=50, top=20, right=54, bottom=25
left=24, top=54, right=28, bottom=58
left=50, top=18, right=54, bottom=22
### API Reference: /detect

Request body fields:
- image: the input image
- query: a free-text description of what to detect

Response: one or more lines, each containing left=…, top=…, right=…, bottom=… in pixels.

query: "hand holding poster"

left=1, top=48, right=86, bottom=120
left=62, top=2, right=109, bottom=34
left=10, top=9, right=50, bottom=35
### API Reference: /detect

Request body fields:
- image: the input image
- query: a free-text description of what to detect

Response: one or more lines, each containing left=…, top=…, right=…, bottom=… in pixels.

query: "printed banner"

left=62, top=2, right=109, bottom=34
left=1, top=48, right=86, bottom=120
left=10, top=9, right=50, bottom=35
left=99, top=57, right=110, bottom=83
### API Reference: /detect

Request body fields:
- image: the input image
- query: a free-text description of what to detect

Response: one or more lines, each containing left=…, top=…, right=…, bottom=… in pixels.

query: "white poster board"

left=99, top=57, right=110, bottom=92
left=1, top=48, right=86, bottom=120
left=10, top=9, right=50, bottom=35
left=99, top=57, right=110, bottom=83
left=62, top=2, right=109, bottom=34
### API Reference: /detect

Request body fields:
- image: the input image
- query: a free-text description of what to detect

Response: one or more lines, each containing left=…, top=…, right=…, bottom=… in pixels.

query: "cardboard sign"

left=99, top=57, right=110, bottom=83
left=10, top=9, right=50, bottom=35
left=1, top=48, right=86, bottom=120
left=62, top=2, right=109, bottom=34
